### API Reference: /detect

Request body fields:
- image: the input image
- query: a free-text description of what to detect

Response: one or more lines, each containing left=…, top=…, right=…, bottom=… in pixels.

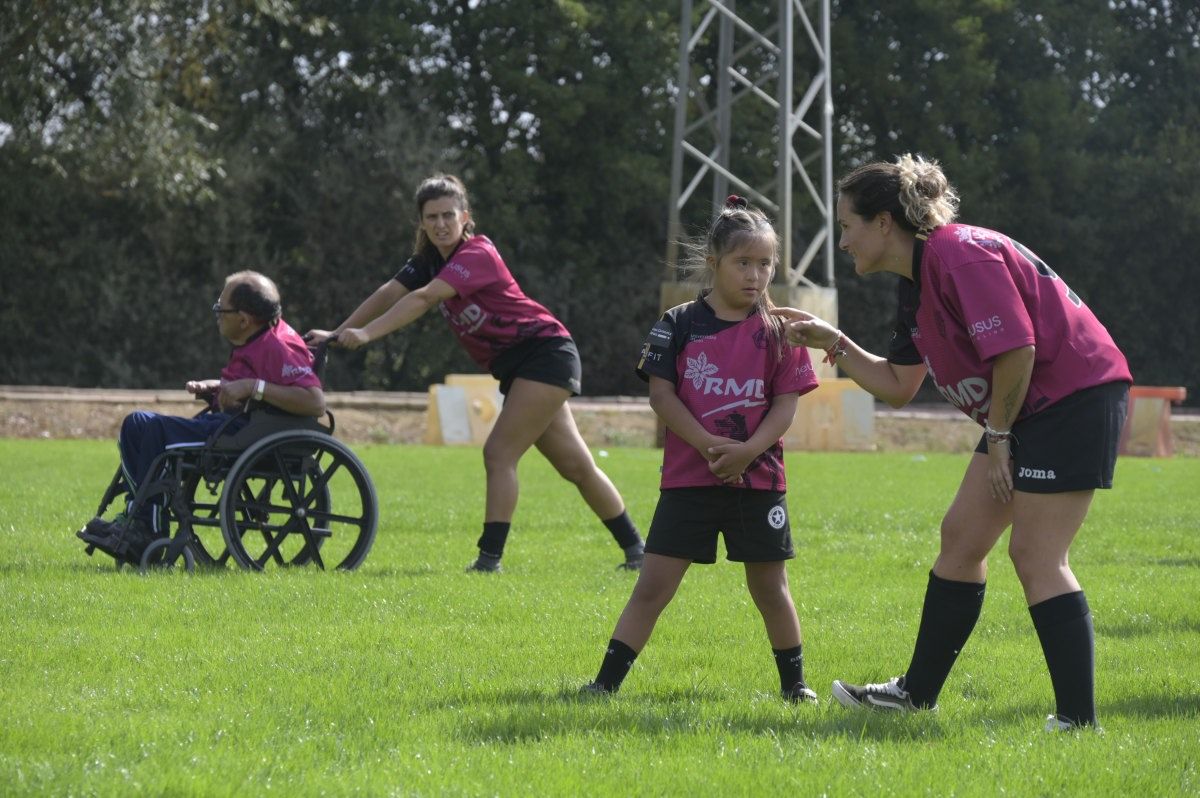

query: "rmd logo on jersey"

left=926, top=356, right=990, bottom=421
left=443, top=302, right=486, bottom=333
left=968, top=314, right=1003, bottom=339
left=684, top=352, right=768, bottom=417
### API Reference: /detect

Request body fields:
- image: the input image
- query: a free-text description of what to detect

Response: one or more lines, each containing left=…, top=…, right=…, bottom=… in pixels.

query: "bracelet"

left=984, top=420, right=1011, bottom=444
left=822, top=331, right=849, bottom=366
left=253, top=379, right=266, bottom=402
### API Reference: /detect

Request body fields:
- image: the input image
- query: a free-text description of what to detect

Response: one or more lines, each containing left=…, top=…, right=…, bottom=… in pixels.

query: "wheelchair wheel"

left=179, top=472, right=234, bottom=567
left=218, top=430, right=378, bottom=571
left=140, top=537, right=197, bottom=572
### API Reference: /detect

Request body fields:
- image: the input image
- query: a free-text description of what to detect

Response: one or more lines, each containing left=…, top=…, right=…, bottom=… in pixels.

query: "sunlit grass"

left=1, top=439, right=1197, bottom=795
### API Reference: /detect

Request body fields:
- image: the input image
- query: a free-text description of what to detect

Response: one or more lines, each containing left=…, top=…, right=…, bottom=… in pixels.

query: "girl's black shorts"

left=645, top=487, right=794, bottom=564
left=973, top=380, right=1130, bottom=493
left=491, top=336, right=582, bottom=396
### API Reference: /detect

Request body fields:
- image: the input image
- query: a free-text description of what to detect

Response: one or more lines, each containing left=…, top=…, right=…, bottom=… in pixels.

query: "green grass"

left=1, top=438, right=1198, bottom=796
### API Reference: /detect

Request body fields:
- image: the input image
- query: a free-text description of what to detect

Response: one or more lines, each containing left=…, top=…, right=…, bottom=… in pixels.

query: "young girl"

left=583, top=196, right=820, bottom=701
left=307, top=174, right=644, bottom=573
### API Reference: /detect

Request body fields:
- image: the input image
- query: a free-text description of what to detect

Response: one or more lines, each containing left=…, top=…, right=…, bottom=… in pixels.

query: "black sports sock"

left=773, top=644, right=805, bottom=691
left=1030, top=590, right=1096, bottom=726
left=903, top=571, right=986, bottom=708
left=593, top=638, right=639, bottom=692
left=476, top=521, right=511, bottom=557
left=602, top=511, right=642, bottom=549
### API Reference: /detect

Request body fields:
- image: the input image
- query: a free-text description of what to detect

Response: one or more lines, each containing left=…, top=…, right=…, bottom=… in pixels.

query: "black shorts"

left=645, top=487, right=794, bottom=564
left=974, top=380, right=1129, bottom=493
left=490, top=336, right=582, bottom=396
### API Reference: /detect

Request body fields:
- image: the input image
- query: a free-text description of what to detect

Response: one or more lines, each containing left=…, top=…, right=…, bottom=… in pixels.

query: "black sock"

left=602, top=511, right=642, bottom=550
left=477, top=521, right=511, bottom=558
left=903, top=571, right=986, bottom=708
left=593, top=638, right=639, bottom=692
left=773, top=644, right=805, bottom=691
left=1030, top=590, right=1095, bottom=726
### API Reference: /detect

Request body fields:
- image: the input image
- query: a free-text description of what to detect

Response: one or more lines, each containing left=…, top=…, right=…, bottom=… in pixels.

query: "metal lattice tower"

left=665, top=0, right=835, bottom=291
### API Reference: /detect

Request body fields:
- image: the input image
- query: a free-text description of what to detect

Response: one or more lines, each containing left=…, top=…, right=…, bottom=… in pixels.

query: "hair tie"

left=725, top=194, right=747, bottom=209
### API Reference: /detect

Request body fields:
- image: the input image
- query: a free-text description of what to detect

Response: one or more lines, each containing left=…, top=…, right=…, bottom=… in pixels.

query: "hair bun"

left=725, top=194, right=748, bottom=209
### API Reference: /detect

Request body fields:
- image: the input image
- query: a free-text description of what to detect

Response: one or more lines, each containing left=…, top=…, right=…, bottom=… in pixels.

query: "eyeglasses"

left=212, top=301, right=238, bottom=315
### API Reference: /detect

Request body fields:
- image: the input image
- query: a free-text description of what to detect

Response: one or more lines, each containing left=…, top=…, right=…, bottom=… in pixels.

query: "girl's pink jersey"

left=394, top=236, right=569, bottom=371
left=888, top=224, right=1131, bottom=424
left=637, top=295, right=818, bottom=491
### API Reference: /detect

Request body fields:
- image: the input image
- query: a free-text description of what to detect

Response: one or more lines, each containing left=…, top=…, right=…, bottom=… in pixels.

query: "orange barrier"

left=1118, top=386, right=1188, bottom=457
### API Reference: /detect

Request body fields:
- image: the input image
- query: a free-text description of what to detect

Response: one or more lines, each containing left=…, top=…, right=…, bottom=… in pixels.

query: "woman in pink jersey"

left=307, top=174, right=643, bottom=573
left=582, top=197, right=821, bottom=702
left=774, top=154, right=1131, bottom=730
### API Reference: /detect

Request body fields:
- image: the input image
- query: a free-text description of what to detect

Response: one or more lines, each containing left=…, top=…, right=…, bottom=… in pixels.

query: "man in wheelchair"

left=77, top=270, right=326, bottom=561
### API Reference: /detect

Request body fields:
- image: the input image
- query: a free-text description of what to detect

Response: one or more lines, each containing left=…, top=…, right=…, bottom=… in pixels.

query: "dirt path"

left=2, top=389, right=1196, bottom=455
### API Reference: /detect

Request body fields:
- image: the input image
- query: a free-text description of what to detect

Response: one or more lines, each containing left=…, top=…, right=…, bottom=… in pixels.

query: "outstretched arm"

left=305, top=279, right=410, bottom=343
left=336, top=278, right=458, bottom=349
left=770, top=307, right=927, bottom=408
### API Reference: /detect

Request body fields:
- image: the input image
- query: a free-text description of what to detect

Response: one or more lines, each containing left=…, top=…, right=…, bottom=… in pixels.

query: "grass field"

left=1, top=438, right=1198, bottom=796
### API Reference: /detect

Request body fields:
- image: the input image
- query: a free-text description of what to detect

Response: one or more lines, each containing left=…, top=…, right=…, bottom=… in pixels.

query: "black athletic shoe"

left=832, top=675, right=930, bottom=712
left=782, top=682, right=819, bottom=704
left=82, top=516, right=158, bottom=562
left=616, top=553, right=643, bottom=571
left=465, top=556, right=502, bottom=574
left=77, top=513, right=128, bottom=550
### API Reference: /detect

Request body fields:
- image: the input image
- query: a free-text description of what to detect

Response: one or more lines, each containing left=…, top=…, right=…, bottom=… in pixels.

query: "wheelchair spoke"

left=306, top=509, right=368, bottom=527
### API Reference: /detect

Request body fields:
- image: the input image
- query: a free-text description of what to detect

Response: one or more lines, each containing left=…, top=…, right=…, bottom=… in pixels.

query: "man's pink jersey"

left=394, top=236, right=569, bottom=371
left=888, top=224, right=1131, bottom=424
left=220, top=319, right=321, bottom=394
left=637, top=295, right=818, bottom=491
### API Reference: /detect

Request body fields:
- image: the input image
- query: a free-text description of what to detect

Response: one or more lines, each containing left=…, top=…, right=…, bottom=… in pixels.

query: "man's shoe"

left=83, top=516, right=158, bottom=561
left=832, top=675, right=929, bottom=712
left=782, top=682, right=819, bottom=704
left=76, top=513, right=128, bottom=550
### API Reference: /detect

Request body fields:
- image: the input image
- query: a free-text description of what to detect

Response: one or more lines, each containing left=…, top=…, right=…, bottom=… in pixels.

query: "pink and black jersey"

left=637, top=294, right=818, bottom=491
left=220, top=319, right=321, bottom=407
left=394, top=236, right=569, bottom=372
left=888, top=224, right=1131, bottom=425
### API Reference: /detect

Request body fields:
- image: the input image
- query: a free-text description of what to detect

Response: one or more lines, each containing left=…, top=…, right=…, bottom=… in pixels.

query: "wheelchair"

left=80, top=345, right=378, bottom=573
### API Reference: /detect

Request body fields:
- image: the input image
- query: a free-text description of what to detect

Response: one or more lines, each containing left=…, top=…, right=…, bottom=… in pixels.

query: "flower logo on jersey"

left=767, top=505, right=787, bottom=530
left=684, top=351, right=719, bottom=389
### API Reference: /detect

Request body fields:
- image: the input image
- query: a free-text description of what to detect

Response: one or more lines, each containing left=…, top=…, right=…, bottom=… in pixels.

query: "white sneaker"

left=832, top=675, right=930, bottom=711
left=1044, top=714, right=1075, bottom=732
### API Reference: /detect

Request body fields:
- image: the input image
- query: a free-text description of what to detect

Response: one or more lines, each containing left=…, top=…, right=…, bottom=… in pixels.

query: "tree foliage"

left=0, top=1, right=1195, bottom=402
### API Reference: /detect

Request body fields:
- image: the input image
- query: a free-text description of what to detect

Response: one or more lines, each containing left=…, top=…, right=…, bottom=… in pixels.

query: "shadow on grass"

left=1098, top=615, right=1200, bottom=638
left=1150, top=557, right=1200, bottom=568
left=445, top=686, right=945, bottom=744
left=966, top=691, right=1200, bottom=727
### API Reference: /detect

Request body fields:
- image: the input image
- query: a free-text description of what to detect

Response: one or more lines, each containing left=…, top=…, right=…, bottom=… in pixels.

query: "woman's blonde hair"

left=412, top=174, right=476, bottom=258
left=838, top=153, right=959, bottom=233
left=679, top=195, right=786, bottom=361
